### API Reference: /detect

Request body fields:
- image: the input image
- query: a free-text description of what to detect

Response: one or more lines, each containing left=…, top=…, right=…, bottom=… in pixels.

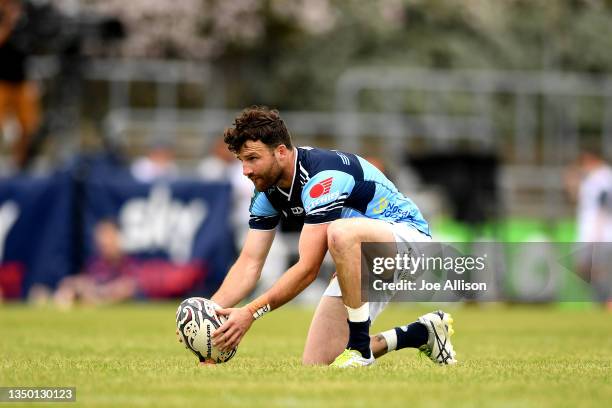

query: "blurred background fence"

left=24, top=56, right=612, bottom=220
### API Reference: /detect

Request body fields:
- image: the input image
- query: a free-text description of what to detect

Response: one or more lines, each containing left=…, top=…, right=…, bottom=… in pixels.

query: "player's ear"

left=275, top=144, right=288, bottom=159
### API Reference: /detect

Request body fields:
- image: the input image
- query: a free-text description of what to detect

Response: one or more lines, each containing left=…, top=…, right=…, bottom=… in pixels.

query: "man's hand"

left=212, top=307, right=254, bottom=352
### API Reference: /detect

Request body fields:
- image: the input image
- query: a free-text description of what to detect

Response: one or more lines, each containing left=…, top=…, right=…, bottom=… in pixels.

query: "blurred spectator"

left=571, top=150, right=612, bottom=242
left=198, top=136, right=253, bottom=241
left=0, top=0, right=41, bottom=170
left=566, top=148, right=612, bottom=309
left=53, top=219, right=138, bottom=308
left=130, top=140, right=179, bottom=183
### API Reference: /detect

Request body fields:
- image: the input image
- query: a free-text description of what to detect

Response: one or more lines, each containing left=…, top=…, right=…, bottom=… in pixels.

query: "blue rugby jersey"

left=248, top=147, right=430, bottom=236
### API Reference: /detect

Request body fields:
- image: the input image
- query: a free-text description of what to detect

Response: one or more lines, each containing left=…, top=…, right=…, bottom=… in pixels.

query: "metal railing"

left=336, top=68, right=612, bottom=164
left=28, top=57, right=612, bottom=164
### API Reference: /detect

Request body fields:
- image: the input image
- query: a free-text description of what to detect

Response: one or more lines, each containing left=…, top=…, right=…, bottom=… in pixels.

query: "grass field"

left=1, top=303, right=611, bottom=407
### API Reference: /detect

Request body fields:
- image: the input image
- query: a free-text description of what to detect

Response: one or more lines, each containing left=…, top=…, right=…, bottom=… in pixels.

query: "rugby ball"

left=176, top=297, right=237, bottom=364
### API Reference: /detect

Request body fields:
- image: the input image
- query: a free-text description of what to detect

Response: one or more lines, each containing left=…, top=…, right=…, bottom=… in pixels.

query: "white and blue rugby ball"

left=176, top=297, right=237, bottom=364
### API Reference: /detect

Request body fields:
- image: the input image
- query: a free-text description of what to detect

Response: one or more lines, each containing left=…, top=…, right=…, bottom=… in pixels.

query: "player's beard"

left=251, top=159, right=283, bottom=192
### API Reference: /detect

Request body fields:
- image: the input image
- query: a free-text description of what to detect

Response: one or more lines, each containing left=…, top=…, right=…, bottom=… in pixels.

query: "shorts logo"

left=291, top=207, right=304, bottom=215
left=309, top=177, right=333, bottom=198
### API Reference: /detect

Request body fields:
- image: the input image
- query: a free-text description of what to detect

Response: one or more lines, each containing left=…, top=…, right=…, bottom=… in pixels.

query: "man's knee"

left=327, top=219, right=359, bottom=254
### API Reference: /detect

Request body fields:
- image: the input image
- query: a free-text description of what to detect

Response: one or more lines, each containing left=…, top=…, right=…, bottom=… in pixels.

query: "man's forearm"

left=211, top=259, right=261, bottom=308
left=247, top=262, right=318, bottom=318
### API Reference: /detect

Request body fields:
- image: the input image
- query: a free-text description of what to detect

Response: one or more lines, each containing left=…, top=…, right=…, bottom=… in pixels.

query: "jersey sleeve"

left=249, top=191, right=280, bottom=230
left=302, top=170, right=355, bottom=224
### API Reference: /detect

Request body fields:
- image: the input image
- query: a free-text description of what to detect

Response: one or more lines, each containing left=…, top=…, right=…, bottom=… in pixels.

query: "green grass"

left=1, top=303, right=611, bottom=407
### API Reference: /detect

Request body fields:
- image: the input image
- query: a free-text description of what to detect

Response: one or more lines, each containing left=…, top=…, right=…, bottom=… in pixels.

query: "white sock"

left=346, top=302, right=369, bottom=322
left=380, top=329, right=398, bottom=352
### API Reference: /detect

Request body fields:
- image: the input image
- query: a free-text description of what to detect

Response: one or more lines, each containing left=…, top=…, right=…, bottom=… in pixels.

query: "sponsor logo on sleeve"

left=305, top=191, right=340, bottom=211
left=371, top=197, right=413, bottom=220
left=309, top=177, right=333, bottom=198
left=372, top=197, right=389, bottom=214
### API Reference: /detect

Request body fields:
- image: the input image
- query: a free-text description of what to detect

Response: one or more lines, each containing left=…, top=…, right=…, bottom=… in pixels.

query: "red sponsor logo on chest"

left=309, top=177, right=333, bottom=198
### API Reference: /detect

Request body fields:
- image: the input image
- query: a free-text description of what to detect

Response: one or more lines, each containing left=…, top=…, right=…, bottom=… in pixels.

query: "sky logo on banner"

left=309, top=177, right=333, bottom=198
left=120, top=186, right=207, bottom=263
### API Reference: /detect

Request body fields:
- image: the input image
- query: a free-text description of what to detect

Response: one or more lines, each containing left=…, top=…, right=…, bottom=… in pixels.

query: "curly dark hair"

left=223, top=106, right=293, bottom=154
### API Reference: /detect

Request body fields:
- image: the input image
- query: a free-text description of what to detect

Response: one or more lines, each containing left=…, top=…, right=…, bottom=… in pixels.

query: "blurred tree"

left=79, top=0, right=612, bottom=108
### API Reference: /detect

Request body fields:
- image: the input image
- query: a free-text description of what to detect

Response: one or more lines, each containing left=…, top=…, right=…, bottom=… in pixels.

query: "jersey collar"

left=275, top=147, right=299, bottom=201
